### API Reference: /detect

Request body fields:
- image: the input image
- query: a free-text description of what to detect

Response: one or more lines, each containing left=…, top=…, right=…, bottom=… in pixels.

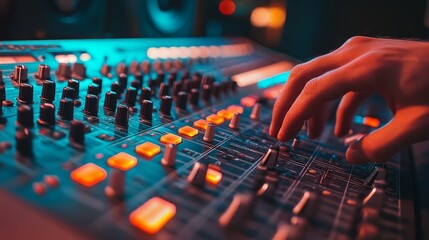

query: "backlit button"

left=206, top=114, right=224, bottom=125
left=160, top=133, right=182, bottom=145
left=194, top=119, right=209, bottom=130
left=206, top=168, right=222, bottom=185
left=217, top=109, right=234, bottom=120
left=227, top=105, right=244, bottom=114
left=71, top=163, right=107, bottom=187
left=108, top=152, right=137, bottom=171
left=178, top=126, right=198, bottom=138
left=135, top=142, right=161, bottom=158
left=129, top=197, right=176, bottom=234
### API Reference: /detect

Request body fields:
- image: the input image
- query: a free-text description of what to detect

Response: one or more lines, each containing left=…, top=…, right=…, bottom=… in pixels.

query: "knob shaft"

left=15, top=129, right=33, bottom=157
left=12, top=65, right=28, bottom=83
left=219, top=193, right=255, bottom=229
left=250, top=103, right=261, bottom=120
left=140, top=87, right=151, bottom=102
left=175, top=91, right=188, bottom=111
left=229, top=112, right=241, bottom=130
left=69, top=120, right=85, bottom=147
left=118, top=73, right=128, bottom=91
left=71, top=63, right=86, bottom=80
left=259, top=145, right=279, bottom=170
left=158, top=83, right=169, bottom=98
left=35, top=64, right=51, bottom=80
left=57, top=63, right=71, bottom=80
left=92, top=77, right=103, bottom=95
left=67, top=79, right=80, bottom=99
left=87, top=83, right=100, bottom=95
left=38, top=103, right=56, bottom=126
left=203, top=123, right=216, bottom=143
left=187, top=162, right=208, bottom=188
left=161, top=143, right=177, bottom=168
left=124, top=87, right=137, bottom=107
left=61, top=87, right=76, bottom=100
left=159, top=96, right=172, bottom=116
left=17, top=105, right=34, bottom=128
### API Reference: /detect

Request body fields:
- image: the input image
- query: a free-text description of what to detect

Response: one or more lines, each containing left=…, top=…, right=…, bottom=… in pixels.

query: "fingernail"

left=347, top=136, right=370, bottom=163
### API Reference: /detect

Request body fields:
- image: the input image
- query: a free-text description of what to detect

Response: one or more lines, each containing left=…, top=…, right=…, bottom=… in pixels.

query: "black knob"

left=12, top=65, right=28, bottom=83
left=140, top=87, right=151, bottom=102
left=111, top=82, right=123, bottom=95
left=61, top=87, right=76, bottom=100
left=158, top=83, right=169, bottom=98
left=71, top=63, right=86, bottom=80
left=192, top=72, right=202, bottom=88
left=148, top=78, right=157, bottom=96
left=67, top=79, right=80, bottom=99
left=131, top=79, right=142, bottom=90
left=35, top=64, right=51, bottom=80
left=141, top=60, right=151, bottom=73
left=130, top=60, right=140, bottom=74
left=87, top=83, right=100, bottom=95
left=101, top=63, right=111, bottom=77
left=83, top=94, right=99, bottom=116
left=201, top=84, right=211, bottom=102
left=92, top=77, right=103, bottom=95
left=182, top=80, right=192, bottom=92
left=181, top=70, right=190, bottom=81
left=159, top=96, right=172, bottom=116
left=176, top=91, right=188, bottom=111
left=124, top=87, right=137, bottom=107
left=115, top=105, right=129, bottom=129
left=116, top=62, right=128, bottom=75
left=17, top=105, right=34, bottom=128
left=140, top=100, right=153, bottom=123
left=202, top=75, right=214, bottom=87
left=118, top=73, right=128, bottom=91
left=103, top=91, right=118, bottom=113
left=58, top=98, right=74, bottom=121
left=15, top=129, right=32, bottom=157
left=69, top=120, right=85, bottom=146
left=38, top=103, right=56, bottom=126
left=56, top=63, right=71, bottom=80
left=167, top=72, right=176, bottom=87
left=17, top=83, right=34, bottom=104
left=213, top=82, right=221, bottom=99
left=40, top=80, right=56, bottom=102
left=187, top=162, right=208, bottom=187
left=189, top=88, right=199, bottom=106
left=0, top=85, right=6, bottom=102
left=156, top=71, right=165, bottom=86
left=134, top=72, right=143, bottom=81
left=171, top=81, right=182, bottom=97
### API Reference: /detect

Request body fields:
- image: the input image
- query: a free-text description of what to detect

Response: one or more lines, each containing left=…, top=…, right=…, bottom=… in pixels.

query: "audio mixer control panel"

left=0, top=38, right=416, bottom=239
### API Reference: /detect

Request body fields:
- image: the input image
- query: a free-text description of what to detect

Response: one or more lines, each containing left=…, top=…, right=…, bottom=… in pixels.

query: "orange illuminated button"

left=206, top=114, right=224, bottom=125
left=129, top=197, right=176, bottom=234
left=178, top=126, right=198, bottom=138
left=136, top=142, right=161, bottom=158
left=227, top=105, right=244, bottom=114
left=107, top=152, right=137, bottom=171
left=240, top=96, right=258, bottom=107
left=193, top=119, right=209, bottom=130
left=217, top=109, right=234, bottom=120
left=160, top=133, right=182, bottom=145
left=206, top=168, right=222, bottom=185
left=363, top=117, right=380, bottom=128
left=71, top=163, right=107, bottom=187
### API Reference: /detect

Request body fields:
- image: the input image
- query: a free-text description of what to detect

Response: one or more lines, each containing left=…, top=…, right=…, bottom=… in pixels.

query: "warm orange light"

left=71, top=163, right=107, bottom=187
left=219, top=0, right=236, bottom=15
left=217, top=109, right=234, bottom=120
left=363, top=117, right=380, bottom=128
left=160, top=133, right=182, bottom=145
left=107, top=152, right=138, bottom=171
left=194, top=119, right=209, bottom=130
left=250, top=7, right=286, bottom=28
left=206, top=168, right=222, bottom=185
left=206, top=114, right=225, bottom=125
left=129, top=197, right=176, bottom=234
left=135, top=142, right=161, bottom=158
left=227, top=105, right=244, bottom=114
left=178, top=126, right=199, bottom=138
left=231, top=61, right=294, bottom=87
left=240, top=96, right=258, bottom=107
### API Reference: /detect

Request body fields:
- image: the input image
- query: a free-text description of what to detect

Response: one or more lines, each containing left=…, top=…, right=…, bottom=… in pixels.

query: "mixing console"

left=0, top=38, right=416, bottom=239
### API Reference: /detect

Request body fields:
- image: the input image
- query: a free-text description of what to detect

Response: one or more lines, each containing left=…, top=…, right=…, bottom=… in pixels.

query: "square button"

left=160, top=133, right=182, bottom=145
left=206, top=168, right=222, bottom=185
left=178, top=126, right=198, bottom=138
left=71, top=163, right=107, bottom=187
left=136, top=142, right=161, bottom=158
left=206, top=114, right=224, bottom=125
left=107, top=152, right=137, bottom=171
left=129, top=197, right=176, bottom=234
left=227, top=105, right=244, bottom=114
left=193, top=119, right=208, bottom=130
left=217, top=109, right=234, bottom=120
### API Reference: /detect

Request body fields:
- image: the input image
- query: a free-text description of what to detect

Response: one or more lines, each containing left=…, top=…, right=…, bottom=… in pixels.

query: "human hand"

left=269, top=36, right=429, bottom=163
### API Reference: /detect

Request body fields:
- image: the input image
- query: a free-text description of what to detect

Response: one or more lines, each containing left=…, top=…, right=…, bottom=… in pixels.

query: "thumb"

left=346, top=107, right=429, bottom=163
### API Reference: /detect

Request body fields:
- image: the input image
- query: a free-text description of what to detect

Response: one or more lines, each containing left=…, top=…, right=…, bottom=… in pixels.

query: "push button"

left=160, top=133, right=182, bottom=145
left=71, top=163, right=107, bottom=187
left=206, top=114, right=224, bottom=125
left=135, top=142, right=161, bottom=158
left=217, top=109, right=234, bottom=120
left=107, top=152, right=137, bottom=171
left=227, top=105, right=244, bottom=114
left=178, top=126, right=198, bottom=138
left=193, top=119, right=209, bottom=130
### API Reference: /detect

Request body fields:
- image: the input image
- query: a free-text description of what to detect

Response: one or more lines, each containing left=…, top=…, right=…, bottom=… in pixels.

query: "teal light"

left=353, top=115, right=364, bottom=124
left=257, top=70, right=291, bottom=89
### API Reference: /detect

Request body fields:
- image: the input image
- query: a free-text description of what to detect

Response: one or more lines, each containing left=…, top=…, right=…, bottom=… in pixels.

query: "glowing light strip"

left=231, top=61, right=294, bottom=87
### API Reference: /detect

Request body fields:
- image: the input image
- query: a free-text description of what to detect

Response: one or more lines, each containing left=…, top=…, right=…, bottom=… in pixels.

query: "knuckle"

left=343, top=36, right=371, bottom=47
left=302, top=80, right=319, bottom=95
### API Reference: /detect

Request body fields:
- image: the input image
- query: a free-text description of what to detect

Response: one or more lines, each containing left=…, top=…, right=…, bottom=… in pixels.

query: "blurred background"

left=0, top=0, right=427, bottom=60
